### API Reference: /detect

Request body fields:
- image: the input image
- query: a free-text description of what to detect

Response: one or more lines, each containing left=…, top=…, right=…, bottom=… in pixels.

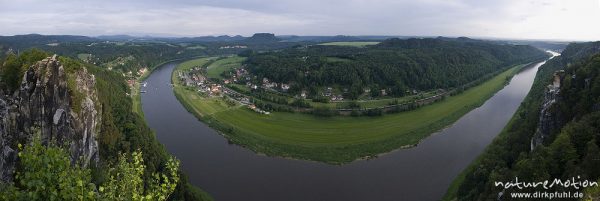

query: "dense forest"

left=450, top=42, right=600, bottom=200
left=245, top=37, right=549, bottom=99
left=0, top=34, right=306, bottom=74
left=0, top=50, right=211, bottom=200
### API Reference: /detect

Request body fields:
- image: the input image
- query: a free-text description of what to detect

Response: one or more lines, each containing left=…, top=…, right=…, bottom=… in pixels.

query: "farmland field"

left=318, top=41, right=380, bottom=47
left=206, top=56, right=246, bottom=79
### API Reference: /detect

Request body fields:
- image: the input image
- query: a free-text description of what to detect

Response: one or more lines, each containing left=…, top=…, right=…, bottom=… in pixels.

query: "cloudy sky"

left=0, top=0, right=599, bottom=41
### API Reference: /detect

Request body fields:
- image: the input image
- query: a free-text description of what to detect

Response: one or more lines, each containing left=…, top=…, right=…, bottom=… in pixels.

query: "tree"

left=1, top=49, right=49, bottom=92
left=1, top=135, right=180, bottom=201
left=1, top=53, right=22, bottom=92
left=581, top=139, right=600, bottom=179
left=584, top=179, right=600, bottom=201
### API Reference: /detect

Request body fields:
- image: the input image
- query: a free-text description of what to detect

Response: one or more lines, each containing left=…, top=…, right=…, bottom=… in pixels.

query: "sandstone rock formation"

left=530, top=70, right=565, bottom=150
left=0, top=55, right=100, bottom=182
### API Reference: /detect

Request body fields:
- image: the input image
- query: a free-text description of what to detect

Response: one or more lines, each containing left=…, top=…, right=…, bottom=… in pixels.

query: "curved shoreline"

left=169, top=60, right=539, bottom=164
left=142, top=57, right=547, bottom=201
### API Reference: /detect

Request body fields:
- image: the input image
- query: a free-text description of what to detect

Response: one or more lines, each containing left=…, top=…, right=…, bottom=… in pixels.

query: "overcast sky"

left=0, top=0, right=599, bottom=41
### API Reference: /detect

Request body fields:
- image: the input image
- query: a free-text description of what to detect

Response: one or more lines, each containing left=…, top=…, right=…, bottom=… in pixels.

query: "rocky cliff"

left=0, top=55, right=100, bottom=182
left=530, top=70, right=564, bottom=150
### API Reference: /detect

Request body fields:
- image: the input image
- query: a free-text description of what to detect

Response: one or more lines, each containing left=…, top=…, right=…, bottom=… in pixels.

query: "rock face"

left=531, top=70, right=564, bottom=150
left=245, top=33, right=280, bottom=43
left=0, top=55, right=101, bottom=182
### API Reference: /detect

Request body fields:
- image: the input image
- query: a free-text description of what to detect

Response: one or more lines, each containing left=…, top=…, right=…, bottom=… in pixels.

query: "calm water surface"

left=142, top=59, right=548, bottom=201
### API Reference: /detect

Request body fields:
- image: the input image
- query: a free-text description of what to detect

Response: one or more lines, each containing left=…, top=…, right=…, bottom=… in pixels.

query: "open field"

left=325, top=57, right=353, bottom=62
left=318, top=41, right=380, bottom=47
left=206, top=56, right=246, bottom=79
left=171, top=57, right=234, bottom=116
left=173, top=58, right=526, bottom=163
left=176, top=57, right=216, bottom=72
left=77, top=53, right=92, bottom=61
left=308, top=90, right=438, bottom=109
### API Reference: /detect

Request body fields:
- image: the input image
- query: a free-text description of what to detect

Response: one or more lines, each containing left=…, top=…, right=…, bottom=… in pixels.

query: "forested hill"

left=0, top=34, right=97, bottom=49
left=245, top=37, right=548, bottom=98
left=0, top=50, right=210, bottom=200
left=448, top=42, right=600, bottom=200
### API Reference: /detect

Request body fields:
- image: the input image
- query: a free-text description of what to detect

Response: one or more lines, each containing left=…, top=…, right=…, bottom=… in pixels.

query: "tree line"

left=244, top=37, right=548, bottom=99
left=452, top=42, right=600, bottom=200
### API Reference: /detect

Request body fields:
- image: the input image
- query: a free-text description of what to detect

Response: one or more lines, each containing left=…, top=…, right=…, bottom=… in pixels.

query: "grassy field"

left=171, top=57, right=233, bottom=116
left=177, top=57, right=216, bottom=71
left=325, top=57, right=353, bottom=62
left=185, top=45, right=206, bottom=50
left=131, top=82, right=143, bottom=115
left=206, top=56, right=246, bottom=79
left=173, top=58, right=526, bottom=163
left=308, top=91, right=438, bottom=109
left=77, top=53, right=92, bottom=61
left=318, top=41, right=380, bottom=47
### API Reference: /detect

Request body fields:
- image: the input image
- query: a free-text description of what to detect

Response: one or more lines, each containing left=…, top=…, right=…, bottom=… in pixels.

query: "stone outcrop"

left=530, top=70, right=565, bottom=150
left=0, top=55, right=100, bottom=182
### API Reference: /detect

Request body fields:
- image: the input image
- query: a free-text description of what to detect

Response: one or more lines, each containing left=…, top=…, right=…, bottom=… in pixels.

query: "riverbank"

left=171, top=59, right=535, bottom=164
left=132, top=56, right=208, bottom=115
left=442, top=52, right=560, bottom=201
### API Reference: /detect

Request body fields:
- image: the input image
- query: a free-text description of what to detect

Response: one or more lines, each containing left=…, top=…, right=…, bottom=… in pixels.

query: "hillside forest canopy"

left=244, top=37, right=549, bottom=99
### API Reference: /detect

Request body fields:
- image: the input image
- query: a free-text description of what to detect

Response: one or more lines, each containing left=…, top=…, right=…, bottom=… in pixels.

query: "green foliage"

left=585, top=179, right=600, bottom=201
left=99, top=151, right=179, bottom=201
left=173, top=61, right=523, bottom=163
left=0, top=49, right=49, bottom=92
left=4, top=137, right=96, bottom=201
left=447, top=43, right=600, bottom=201
left=1, top=136, right=179, bottom=201
left=84, top=59, right=211, bottom=201
left=246, top=38, right=547, bottom=98
left=58, top=56, right=87, bottom=114
left=311, top=106, right=337, bottom=117
left=1, top=54, right=21, bottom=92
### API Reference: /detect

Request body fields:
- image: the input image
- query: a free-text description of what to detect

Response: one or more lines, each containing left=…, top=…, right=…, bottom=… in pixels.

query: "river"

left=141, top=57, right=550, bottom=201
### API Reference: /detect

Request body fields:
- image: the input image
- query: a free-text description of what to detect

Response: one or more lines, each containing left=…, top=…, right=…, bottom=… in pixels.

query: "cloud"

left=0, top=0, right=598, bottom=40
left=0, top=1, right=315, bottom=36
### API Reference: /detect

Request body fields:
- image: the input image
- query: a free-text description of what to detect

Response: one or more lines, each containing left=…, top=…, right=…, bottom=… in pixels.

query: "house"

left=324, top=87, right=333, bottom=96
left=331, top=95, right=344, bottom=101
left=264, top=82, right=276, bottom=88
left=300, top=90, right=307, bottom=99
left=137, top=67, right=148, bottom=76
left=380, top=89, right=387, bottom=96
left=281, top=84, right=290, bottom=91
left=240, top=97, right=250, bottom=104
left=126, top=79, right=135, bottom=87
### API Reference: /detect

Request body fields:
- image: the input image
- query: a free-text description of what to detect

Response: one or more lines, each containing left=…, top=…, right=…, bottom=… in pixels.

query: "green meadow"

left=206, top=56, right=246, bottom=79
left=318, top=41, right=380, bottom=47
left=172, top=57, right=526, bottom=163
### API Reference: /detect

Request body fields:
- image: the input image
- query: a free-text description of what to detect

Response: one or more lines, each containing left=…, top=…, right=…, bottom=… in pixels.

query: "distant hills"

left=0, top=33, right=570, bottom=51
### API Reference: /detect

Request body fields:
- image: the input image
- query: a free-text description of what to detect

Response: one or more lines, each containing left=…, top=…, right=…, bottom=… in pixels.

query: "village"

left=173, top=61, right=451, bottom=116
left=176, top=64, right=273, bottom=115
